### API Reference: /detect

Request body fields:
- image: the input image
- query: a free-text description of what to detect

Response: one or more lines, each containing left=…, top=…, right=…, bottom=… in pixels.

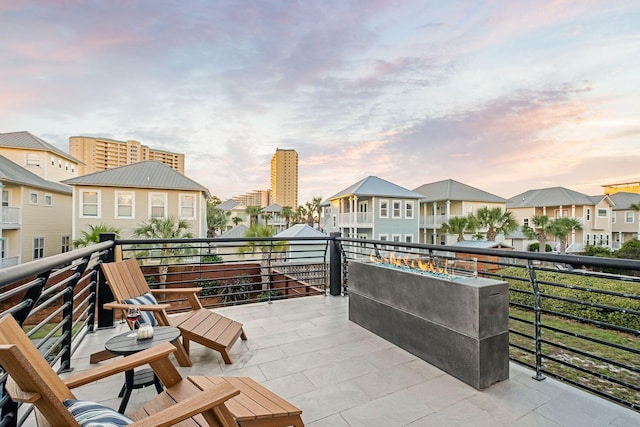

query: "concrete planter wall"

left=348, top=261, right=509, bottom=389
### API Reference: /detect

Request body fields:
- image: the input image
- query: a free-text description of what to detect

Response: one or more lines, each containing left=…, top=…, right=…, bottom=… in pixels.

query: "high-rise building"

left=69, top=136, right=185, bottom=175
left=270, top=149, right=298, bottom=208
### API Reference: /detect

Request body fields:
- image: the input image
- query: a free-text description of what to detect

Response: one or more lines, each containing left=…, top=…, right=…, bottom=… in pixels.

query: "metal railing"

left=1, top=234, right=639, bottom=424
left=338, top=237, right=640, bottom=412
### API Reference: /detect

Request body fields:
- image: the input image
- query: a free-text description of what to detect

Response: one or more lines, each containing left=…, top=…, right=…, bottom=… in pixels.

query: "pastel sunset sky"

left=1, top=1, right=638, bottom=204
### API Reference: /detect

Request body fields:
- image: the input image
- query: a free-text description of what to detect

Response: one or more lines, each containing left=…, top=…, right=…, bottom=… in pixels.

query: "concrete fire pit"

left=348, top=260, right=509, bottom=390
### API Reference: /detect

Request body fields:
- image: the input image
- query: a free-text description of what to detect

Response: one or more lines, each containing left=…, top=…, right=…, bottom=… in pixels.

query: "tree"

left=231, top=216, right=243, bottom=226
left=206, top=203, right=230, bottom=237
left=474, top=207, right=518, bottom=241
left=548, top=217, right=583, bottom=254
left=73, top=223, right=121, bottom=247
left=245, top=206, right=262, bottom=227
left=238, top=224, right=286, bottom=290
left=631, top=202, right=640, bottom=239
left=305, top=200, right=317, bottom=227
left=132, top=217, right=196, bottom=286
left=294, top=205, right=307, bottom=225
left=522, top=215, right=552, bottom=253
left=616, top=238, right=640, bottom=260
left=312, top=197, right=323, bottom=229
left=261, top=212, right=273, bottom=226
left=281, top=206, right=294, bottom=228
left=441, top=216, right=478, bottom=242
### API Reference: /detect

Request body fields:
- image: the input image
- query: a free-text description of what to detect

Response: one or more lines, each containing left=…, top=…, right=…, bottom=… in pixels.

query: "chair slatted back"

left=102, top=258, right=152, bottom=301
left=0, top=314, right=78, bottom=426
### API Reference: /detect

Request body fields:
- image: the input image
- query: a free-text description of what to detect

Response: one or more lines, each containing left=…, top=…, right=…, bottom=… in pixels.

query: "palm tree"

left=206, top=203, right=230, bottom=237
left=281, top=206, right=294, bottom=228
left=238, top=224, right=286, bottom=290
left=132, top=217, right=195, bottom=286
left=305, top=200, right=316, bottom=227
left=245, top=206, right=263, bottom=227
left=441, top=216, right=478, bottom=242
left=548, top=217, right=583, bottom=254
left=522, top=215, right=552, bottom=253
left=231, top=216, right=243, bottom=226
left=474, top=207, right=518, bottom=241
left=312, top=197, right=323, bottom=229
left=73, top=223, right=121, bottom=247
left=261, top=212, right=273, bottom=226
left=294, top=205, right=307, bottom=225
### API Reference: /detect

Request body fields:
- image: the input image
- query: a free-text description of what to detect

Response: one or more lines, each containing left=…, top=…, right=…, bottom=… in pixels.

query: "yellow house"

left=63, top=161, right=210, bottom=241
left=1, top=155, right=72, bottom=266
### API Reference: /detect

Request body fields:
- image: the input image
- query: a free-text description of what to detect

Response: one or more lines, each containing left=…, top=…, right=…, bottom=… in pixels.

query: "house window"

left=392, top=200, right=401, bottom=218
left=51, top=156, right=55, bottom=166
left=61, top=235, right=70, bottom=253
left=405, top=234, right=413, bottom=243
left=586, top=208, right=591, bottom=221
left=379, top=234, right=388, bottom=241
left=332, top=215, right=337, bottom=227
left=598, top=209, right=608, bottom=217
left=80, top=190, right=99, bottom=217
left=625, top=211, right=634, bottom=223
left=33, top=237, right=44, bottom=260
left=585, top=233, right=590, bottom=245
left=44, top=193, right=52, bottom=206
left=523, top=218, right=529, bottom=228
left=2, top=190, right=9, bottom=207
left=612, top=212, right=616, bottom=224
left=405, top=201, right=414, bottom=219
left=1, top=239, right=5, bottom=259
left=149, top=193, right=167, bottom=218
left=115, top=191, right=134, bottom=218
left=29, top=192, right=38, bottom=205
left=180, top=194, right=196, bottom=219
left=555, top=209, right=568, bottom=218
left=58, top=160, right=62, bottom=169
left=380, top=200, right=389, bottom=218
left=26, top=153, right=41, bottom=167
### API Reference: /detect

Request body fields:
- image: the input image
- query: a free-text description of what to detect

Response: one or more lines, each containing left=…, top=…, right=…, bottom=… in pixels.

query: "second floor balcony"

left=1, top=206, right=20, bottom=228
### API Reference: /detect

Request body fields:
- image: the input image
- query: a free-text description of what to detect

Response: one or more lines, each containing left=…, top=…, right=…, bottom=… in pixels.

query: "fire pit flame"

left=369, top=253, right=462, bottom=280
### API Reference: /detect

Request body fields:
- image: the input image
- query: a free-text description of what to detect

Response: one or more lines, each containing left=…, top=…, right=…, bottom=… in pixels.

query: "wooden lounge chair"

left=0, top=314, right=240, bottom=427
left=101, top=258, right=247, bottom=366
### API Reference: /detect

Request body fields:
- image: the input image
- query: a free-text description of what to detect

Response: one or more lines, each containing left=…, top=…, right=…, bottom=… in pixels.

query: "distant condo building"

left=233, top=189, right=270, bottom=208
left=270, top=148, right=298, bottom=208
left=69, top=136, right=185, bottom=175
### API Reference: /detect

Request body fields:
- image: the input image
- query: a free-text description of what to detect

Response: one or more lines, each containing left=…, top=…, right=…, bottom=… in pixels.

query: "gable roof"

left=507, top=187, right=596, bottom=208
left=217, top=224, right=249, bottom=239
left=218, top=199, right=243, bottom=211
left=608, top=192, right=640, bottom=210
left=328, top=176, right=423, bottom=200
left=62, top=161, right=210, bottom=196
left=413, top=179, right=506, bottom=203
left=262, top=203, right=283, bottom=213
left=275, top=224, right=327, bottom=238
left=0, top=155, right=71, bottom=194
left=0, top=131, right=80, bottom=163
left=452, top=240, right=513, bottom=249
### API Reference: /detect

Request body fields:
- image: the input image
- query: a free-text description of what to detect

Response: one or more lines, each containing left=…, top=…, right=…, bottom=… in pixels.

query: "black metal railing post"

left=96, top=233, right=116, bottom=329
left=329, top=233, right=342, bottom=296
left=527, top=260, right=546, bottom=381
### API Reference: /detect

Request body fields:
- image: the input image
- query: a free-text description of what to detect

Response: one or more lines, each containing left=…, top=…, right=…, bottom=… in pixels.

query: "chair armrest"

left=62, top=342, right=178, bottom=389
left=150, top=288, right=203, bottom=310
left=103, top=302, right=171, bottom=311
left=129, top=382, right=240, bottom=427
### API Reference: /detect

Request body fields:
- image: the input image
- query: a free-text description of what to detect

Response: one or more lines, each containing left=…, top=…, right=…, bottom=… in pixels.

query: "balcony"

left=1, top=236, right=639, bottom=425
left=1, top=206, right=20, bottom=228
left=337, top=212, right=374, bottom=227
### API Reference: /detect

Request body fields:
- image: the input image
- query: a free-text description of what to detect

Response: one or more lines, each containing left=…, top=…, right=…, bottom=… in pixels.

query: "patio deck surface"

left=64, top=295, right=640, bottom=427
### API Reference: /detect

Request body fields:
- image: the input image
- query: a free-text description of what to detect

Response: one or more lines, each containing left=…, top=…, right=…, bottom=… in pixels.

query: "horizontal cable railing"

left=338, top=237, right=640, bottom=412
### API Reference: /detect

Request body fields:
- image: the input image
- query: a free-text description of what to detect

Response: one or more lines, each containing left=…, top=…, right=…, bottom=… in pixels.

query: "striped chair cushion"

left=123, top=292, right=159, bottom=326
left=63, top=399, right=132, bottom=426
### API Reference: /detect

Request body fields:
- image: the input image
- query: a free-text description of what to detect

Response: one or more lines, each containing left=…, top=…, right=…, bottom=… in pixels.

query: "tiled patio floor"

left=64, top=295, right=640, bottom=427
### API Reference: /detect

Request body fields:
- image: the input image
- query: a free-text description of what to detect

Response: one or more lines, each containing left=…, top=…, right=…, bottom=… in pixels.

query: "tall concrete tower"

left=270, top=149, right=298, bottom=208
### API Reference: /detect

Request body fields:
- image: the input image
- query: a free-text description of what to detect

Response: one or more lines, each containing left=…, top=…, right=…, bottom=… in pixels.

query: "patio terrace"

left=65, top=295, right=640, bottom=427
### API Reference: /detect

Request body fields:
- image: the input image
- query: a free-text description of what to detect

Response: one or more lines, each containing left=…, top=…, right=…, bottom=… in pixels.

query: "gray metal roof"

left=62, top=161, right=210, bottom=196
left=275, top=224, right=327, bottom=238
left=507, top=187, right=598, bottom=208
left=608, top=192, right=640, bottom=210
left=328, top=176, right=423, bottom=200
left=413, top=179, right=506, bottom=203
left=218, top=199, right=242, bottom=211
left=0, top=131, right=80, bottom=163
left=263, top=203, right=283, bottom=213
left=216, top=224, right=249, bottom=239
left=0, top=155, right=71, bottom=194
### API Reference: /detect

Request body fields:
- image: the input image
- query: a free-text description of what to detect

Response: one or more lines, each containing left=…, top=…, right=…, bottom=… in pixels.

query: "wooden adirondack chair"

left=0, top=314, right=240, bottom=427
left=100, top=258, right=247, bottom=366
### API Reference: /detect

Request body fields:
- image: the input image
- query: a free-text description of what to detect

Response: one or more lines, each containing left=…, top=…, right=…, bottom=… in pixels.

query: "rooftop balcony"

left=69, top=295, right=639, bottom=426
left=1, top=235, right=639, bottom=426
